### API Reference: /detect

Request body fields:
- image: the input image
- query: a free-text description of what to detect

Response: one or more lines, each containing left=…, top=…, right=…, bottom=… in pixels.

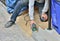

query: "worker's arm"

left=42, top=0, right=49, bottom=14
left=29, top=0, right=35, bottom=20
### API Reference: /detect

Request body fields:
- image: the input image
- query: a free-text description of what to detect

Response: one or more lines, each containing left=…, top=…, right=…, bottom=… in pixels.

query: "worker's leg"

left=5, top=0, right=28, bottom=28
left=11, top=2, right=28, bottom=22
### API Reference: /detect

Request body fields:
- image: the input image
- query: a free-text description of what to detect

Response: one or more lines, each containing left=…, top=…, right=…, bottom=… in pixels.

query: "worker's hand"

left=30, top=20, right=36, bottom=26
left=30, top=20, right=38, bottom=31
left=41, top=13, right=48, bottom=21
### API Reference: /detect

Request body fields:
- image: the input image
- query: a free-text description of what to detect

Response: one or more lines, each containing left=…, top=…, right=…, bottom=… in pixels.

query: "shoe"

left=31, top=23, right=38, bottom=32
left=5, top=21, right=15, bottom=28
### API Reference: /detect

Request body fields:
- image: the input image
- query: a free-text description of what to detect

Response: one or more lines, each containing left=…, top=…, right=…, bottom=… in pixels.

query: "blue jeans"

left=11, top=0, right=28, bottom=22
left=10, top=1, right=44, bottom=22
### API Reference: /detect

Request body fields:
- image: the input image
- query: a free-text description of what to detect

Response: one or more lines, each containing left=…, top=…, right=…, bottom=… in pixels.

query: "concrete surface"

left=0, top=2, right=35, bottom=41
left=0, top=1, right=60, bottom=41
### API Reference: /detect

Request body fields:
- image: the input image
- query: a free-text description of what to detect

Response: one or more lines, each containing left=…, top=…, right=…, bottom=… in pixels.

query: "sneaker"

left=5, top=21, right=15, bottom=28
